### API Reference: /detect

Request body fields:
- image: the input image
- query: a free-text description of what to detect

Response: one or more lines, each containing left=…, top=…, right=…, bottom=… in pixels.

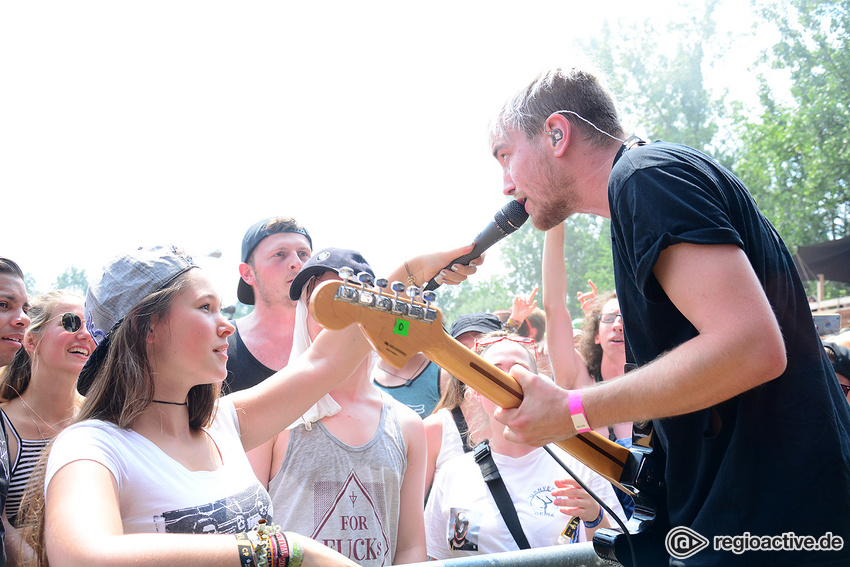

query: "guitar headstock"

left=309, top=268, right=447, bottom=369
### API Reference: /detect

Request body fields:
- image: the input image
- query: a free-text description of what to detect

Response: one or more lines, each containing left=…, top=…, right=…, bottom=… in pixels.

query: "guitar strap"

left=450, top=406, right=473, bottom=453
left=473, top=440, right=531, bottom=549
left=623, top=328, right=654, bottom=448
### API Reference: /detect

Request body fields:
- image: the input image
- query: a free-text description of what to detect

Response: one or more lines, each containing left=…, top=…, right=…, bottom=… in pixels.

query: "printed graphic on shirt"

left=528, top=484, right=557, bottom=518
left=311, top=470, right=392, bottom=565
left=154, top=483, right=273, bottom=534
left=447, top=507, right=481, bottom=551
left=405, top=403, right=427, bottom=416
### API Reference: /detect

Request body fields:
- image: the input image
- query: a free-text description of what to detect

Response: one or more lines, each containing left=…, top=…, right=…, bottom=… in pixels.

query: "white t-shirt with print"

left=424, top=444, right=624, bottom=560
left=46, top=397, right=273, bottom=534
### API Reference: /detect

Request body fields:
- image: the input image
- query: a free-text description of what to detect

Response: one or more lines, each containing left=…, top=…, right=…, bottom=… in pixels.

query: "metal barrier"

left=403, top=543, right=611, bottom=567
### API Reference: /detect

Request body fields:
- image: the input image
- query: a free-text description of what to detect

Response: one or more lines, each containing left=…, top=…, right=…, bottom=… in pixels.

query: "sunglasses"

left=474, top=335, right=538, bottom=361
left=48, top=312, right=83, bottom=333
left=599, top=312, right=623, bottom=324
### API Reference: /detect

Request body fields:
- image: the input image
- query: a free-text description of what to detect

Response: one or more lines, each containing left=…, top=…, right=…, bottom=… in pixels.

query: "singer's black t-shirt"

left=608, top=141, right=850, bottom=566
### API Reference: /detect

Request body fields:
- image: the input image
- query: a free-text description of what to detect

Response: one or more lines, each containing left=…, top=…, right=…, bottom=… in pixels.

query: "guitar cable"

left=543, top=444, right=638, bottom=567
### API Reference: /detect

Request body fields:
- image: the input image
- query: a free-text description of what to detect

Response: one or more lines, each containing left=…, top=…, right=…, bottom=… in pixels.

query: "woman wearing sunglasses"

left=423, top=331, right=624, bottom=560
left=0, top=290, right=95, bottom=527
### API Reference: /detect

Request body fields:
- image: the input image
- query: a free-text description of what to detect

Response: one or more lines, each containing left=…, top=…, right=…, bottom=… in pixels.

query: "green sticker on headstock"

left=394, top=319, right=410, bottom=336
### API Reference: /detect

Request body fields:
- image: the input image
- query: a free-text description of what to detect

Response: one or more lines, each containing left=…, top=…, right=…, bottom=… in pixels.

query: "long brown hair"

left=17, top=272, right=221, bottom=567
left=79, top=272, right=218, bottom=429
left=578, top=291, right=617, bottom=382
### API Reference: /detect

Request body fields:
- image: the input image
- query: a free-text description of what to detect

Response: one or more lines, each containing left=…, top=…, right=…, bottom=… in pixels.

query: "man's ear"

left=238, top=262, right=256, bottom=285
left=544, top=112, right=571, bottom=157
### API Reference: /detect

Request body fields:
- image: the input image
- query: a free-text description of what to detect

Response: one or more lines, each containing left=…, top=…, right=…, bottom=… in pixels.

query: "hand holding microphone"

left=424, top=200, right=529, bottom=291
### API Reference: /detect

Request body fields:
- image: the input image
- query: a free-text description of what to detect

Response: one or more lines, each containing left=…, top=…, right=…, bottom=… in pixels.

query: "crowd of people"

left=0, top=218, right=636, bottom=567
left=2, top=62, right=849, bottom=567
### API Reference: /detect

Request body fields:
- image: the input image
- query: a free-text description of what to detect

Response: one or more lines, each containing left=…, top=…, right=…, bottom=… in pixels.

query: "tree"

left=586, top=0, right=730, bottom=160
left=445, top=1, right=737, bottom=322
left=54, top=266, right=89, bottom=294
left=437, top=273, right=515, bottom=328
left=734, top=0, right=850, bottom=297
left=23, top=273, right=39, bottom=296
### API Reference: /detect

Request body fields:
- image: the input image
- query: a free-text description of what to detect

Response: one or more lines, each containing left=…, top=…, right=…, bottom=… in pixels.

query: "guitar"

left=310, top=276, right=668, bottom=566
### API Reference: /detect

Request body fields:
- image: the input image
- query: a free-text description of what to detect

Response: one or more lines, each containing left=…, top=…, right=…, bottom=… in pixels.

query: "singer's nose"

left=502, top=169, right=516, bottom=196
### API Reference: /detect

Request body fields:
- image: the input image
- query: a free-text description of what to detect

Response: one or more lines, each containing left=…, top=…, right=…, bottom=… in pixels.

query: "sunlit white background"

left=1, top=0, right=770, bottom=305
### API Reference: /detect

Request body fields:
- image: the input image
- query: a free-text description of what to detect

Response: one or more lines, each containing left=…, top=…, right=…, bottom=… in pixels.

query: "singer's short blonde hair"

left=491, top=66, right=624, bottom=147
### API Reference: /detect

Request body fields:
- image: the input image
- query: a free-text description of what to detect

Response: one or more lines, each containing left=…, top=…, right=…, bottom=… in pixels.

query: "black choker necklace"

left=151, top=400, right=188, bottom=406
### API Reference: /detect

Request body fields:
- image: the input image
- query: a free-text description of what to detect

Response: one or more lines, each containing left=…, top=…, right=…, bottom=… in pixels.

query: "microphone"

left=424, top=200, right=529, bottom=291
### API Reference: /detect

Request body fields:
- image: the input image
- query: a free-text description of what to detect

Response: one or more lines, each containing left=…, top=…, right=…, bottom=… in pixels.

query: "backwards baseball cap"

left=237, top=217, right=313, bottom=305
left=450, top=312, right=503, bottom=339
left=825, top=341, right=850, bottom=378
left=77, top=245, right=197, bottom=396
left=289, top=248, right=373, bottom=302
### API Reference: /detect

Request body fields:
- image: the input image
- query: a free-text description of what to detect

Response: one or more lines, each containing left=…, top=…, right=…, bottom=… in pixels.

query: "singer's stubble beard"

left=528, top=155, right=581, bottom=231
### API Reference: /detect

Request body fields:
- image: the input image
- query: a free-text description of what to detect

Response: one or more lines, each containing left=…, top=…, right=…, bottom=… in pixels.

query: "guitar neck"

left=422, top=335, right=633, bottom=494
left=308, top=278, right=634, bottom=494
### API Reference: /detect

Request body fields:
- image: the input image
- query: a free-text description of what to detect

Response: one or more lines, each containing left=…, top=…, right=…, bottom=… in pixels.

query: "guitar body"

left=311, top=278, right=667, bottom=565
left=593, top=420, right=670, bottom=567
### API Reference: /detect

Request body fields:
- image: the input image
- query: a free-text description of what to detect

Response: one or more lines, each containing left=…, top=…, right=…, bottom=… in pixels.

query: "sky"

left=1, top=0, right=771, bottom=306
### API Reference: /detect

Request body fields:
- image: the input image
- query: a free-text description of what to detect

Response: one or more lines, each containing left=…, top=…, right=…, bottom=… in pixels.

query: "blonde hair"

left=491, top=66, right=624, bottom=147
left=466, top=331, right=538, bottom=446
left=0, top=289, right=84, bottom=401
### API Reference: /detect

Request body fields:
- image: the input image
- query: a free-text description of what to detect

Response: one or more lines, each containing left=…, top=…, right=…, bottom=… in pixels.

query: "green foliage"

left=53, top=266, right=89, bottom=294
left=229, top=303, right=254, bottom=320
left=443, top=0, right=850, bottom=315
left=735, top=0, right=850, bottom=298
left=436, top=273, right=515, bottom=329
left=441, top=215, right=614, bottom=324
left=585, top=0, right=730, bottom=161
left=738, top=0, right=850, bottom=250
left=23, top=273, right=39, bottom=296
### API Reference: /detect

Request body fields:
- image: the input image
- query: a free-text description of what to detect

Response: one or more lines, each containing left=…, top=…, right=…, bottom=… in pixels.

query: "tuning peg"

left=358, top=272, right=374, bottom=287
left=390, top=281, right=408, bottom=316
left=406, top=285, right=421, bottom=301
left=338, top=267, right=354, bottom=285
left=422, top=290, right=436, bottom=307
left=391, top=281, right=405, bottom=299
left=374, top=278, right=392, bottom=311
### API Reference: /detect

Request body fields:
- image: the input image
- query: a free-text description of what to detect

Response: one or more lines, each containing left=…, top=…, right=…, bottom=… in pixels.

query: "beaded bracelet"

left=286, top=532, right=305, bottom=567
left=237, top=519, right=289, bottom=567
left=255, top=519, right=283, bottom=567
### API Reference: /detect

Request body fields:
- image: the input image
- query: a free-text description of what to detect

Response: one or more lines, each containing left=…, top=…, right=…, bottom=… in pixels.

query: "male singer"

left=488, top=67, right=850, bottom=566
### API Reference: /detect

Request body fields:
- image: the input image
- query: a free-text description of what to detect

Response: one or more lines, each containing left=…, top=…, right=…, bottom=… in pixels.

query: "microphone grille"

left=494, top=200, right=530, bottom=233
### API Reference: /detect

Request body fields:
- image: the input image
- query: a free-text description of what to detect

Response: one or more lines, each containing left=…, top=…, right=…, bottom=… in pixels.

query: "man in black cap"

left=225, top=217, right=313, bottom=392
